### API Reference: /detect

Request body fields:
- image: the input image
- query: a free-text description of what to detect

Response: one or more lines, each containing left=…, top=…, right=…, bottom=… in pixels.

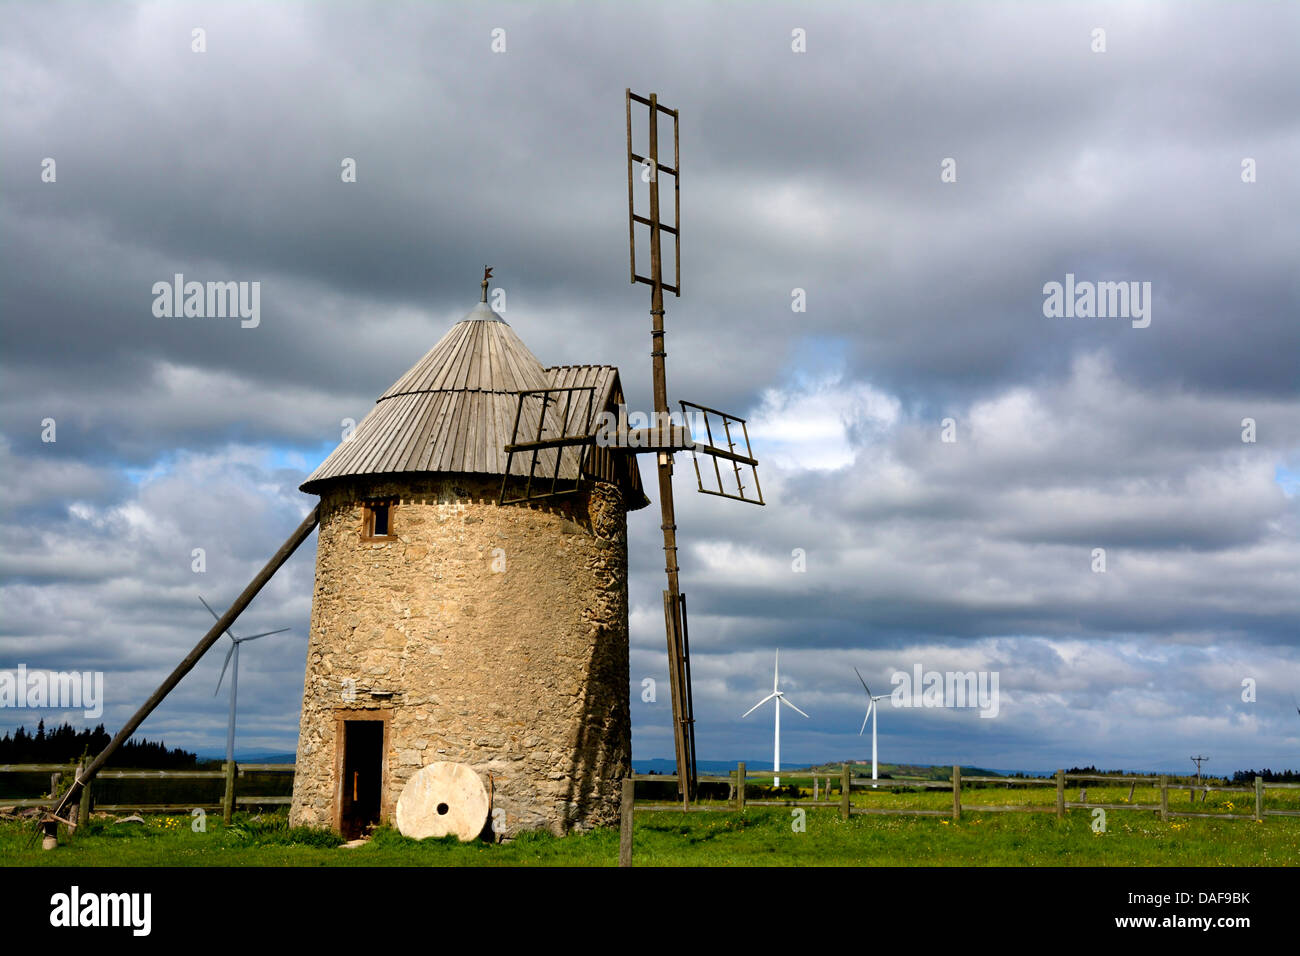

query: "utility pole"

left=1190, top=755, right=1209, bottom=787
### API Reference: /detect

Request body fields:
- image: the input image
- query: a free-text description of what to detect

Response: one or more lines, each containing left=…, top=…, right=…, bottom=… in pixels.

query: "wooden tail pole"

left=45, top=506, right=320, bottom=828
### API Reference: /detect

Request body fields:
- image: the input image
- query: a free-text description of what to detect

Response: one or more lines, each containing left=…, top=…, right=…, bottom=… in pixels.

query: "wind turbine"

left=741, top=650, right=809, bottom=787
left=200, top=595, right=290, bottom=766
left=855, top=667, right=890, bottom=788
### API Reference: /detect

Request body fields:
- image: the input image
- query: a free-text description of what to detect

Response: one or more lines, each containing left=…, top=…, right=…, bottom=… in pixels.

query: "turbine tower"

left=855, top=667, right=890, bottom=788
left=200, top=595, right=290, bottom=766
left=741, top=650, right=809, bottom=787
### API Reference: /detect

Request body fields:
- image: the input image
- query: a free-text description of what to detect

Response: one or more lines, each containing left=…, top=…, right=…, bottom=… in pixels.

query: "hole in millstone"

left=436, top=803, right=449, bottom=815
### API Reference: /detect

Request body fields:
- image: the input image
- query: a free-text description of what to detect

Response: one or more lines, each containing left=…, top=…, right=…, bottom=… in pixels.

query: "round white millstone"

left=395, top=761, right=489, bottom=841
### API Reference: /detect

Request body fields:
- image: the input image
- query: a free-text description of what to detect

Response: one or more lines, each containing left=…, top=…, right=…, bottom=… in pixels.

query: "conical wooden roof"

left=301, top=298, right=648, bottom=508
left=378, top=301, right=548, bottom=398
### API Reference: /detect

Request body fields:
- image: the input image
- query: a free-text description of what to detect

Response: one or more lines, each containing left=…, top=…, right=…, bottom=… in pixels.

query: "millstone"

left=395, top=761, right=489, bottom=841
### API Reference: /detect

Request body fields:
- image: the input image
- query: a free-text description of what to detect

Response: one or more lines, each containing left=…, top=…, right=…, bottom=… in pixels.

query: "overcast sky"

left=1, top=1, right=1297, bottom=774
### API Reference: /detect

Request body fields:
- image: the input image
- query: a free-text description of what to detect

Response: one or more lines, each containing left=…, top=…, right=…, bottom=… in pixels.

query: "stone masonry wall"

left=288, top=475, right=630, bottom=837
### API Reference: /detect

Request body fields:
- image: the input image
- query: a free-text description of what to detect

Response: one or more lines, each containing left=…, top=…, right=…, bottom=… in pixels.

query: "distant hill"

left=632, top=759, right=766, bottom=775
left=632, top=759, right=1048, bottom=778
left=193, top=750, right=296, bottom=764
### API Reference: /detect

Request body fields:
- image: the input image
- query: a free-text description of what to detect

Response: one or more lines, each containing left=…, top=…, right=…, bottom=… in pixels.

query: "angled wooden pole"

left=47, top=506, right=320, bottom=825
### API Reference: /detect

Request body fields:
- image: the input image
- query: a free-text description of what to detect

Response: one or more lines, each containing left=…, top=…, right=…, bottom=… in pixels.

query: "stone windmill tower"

left=287, top=274, right=648, bottom=839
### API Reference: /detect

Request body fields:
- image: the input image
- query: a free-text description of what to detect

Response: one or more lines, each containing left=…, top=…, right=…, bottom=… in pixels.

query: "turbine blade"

left=742, top=693, right=778, bottom=719
left=854, top=666, right=872, bottom=698
left=781, top=697, right=811, bottom=719
left=238, top=627, right=291, bottom=643
left=773, top=650, right=780, bottom=693
left=200, top=594, right=239, bottom=642
left=198, top=594, right=221, bottom=622
left=859, top=701, right=872, bottom=735
left=214, top=642, right=236, bottom=696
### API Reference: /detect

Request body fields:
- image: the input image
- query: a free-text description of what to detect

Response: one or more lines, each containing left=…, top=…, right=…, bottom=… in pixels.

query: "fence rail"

left=0, top=762, right=295, bottom=828
left=618, top=763, right=1297, bottom=866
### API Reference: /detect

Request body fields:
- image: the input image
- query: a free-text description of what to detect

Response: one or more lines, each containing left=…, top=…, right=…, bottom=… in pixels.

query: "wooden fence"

left=618, top=763, right=1300, bottom=866
left=0, top=762, right=295, bottom=827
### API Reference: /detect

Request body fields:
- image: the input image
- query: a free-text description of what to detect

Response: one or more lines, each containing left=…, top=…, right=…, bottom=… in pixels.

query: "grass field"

left=3, top=780, right=1299, bottom=866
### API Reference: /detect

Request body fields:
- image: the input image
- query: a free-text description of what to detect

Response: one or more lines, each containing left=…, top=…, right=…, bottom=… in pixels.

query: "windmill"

left=498, top=90, right=764, bottom=807
left=199, top=595, right=290, bottom=766
left=41, top=89, right=755, bottom=841
left=741, top=650, right=809, bottom=787
left=855, top=667, right=891, bottom=788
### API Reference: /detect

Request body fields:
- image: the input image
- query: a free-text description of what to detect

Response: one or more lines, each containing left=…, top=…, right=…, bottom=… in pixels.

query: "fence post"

left=222, top=761, right=237, bottom=825
left=1254, top=777, right=1263, bottom=822
left=1159, top=776, right=1168, bottom=821
left=736, top=762, right=746, bottom=810
left=619, top=777, right=634, bottom=867
left=952, top=765, right=961, bottom=821
left=1055, top=769, right=1064, bottom=819
left=78, top=771, right=92, bottom=829
left=840, top=763, right=850, bottom=820
left=64, top=763, right=82, bottom=837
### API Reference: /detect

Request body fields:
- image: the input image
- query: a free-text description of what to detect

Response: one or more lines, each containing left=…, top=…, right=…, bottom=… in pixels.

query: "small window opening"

left=362, top=500, right=394, bottom=540
left=371, top=503, right=390, bottom=536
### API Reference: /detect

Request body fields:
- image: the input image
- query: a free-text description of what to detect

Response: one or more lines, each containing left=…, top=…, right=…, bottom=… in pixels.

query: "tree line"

left=0, top=721, right=197, bottom=768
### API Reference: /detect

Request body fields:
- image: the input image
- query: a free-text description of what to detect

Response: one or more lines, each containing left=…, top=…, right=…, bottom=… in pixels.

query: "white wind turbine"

left=200, top=595, right=290, bottom=766
left=741, top=650, right=809, bottom=787
left=855, top=667, right=890, bottom=788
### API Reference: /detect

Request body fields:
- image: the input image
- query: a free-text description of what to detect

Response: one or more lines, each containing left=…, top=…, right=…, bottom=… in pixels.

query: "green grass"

left=3, top=792, right=1298, bottom=866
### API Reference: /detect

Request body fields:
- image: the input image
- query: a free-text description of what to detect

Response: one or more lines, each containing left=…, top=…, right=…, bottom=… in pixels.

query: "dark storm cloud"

left=1, top=1, right=1297, bottom=768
